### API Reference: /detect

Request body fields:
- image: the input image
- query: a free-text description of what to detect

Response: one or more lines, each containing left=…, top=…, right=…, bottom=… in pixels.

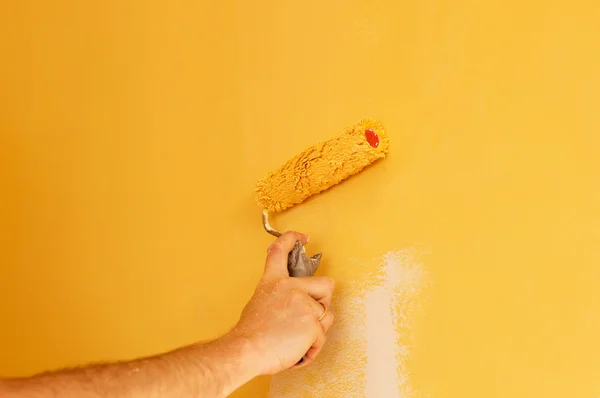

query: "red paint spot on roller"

left=365, top=129, right=379, bottom=148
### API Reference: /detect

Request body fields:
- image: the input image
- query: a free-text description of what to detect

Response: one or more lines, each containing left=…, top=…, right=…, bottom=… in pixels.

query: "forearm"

left=1, top=333, right=260, bottom=398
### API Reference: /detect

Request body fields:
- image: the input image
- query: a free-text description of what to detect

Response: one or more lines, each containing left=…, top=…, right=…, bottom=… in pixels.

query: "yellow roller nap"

left=255, top=118, right=389, bottom=212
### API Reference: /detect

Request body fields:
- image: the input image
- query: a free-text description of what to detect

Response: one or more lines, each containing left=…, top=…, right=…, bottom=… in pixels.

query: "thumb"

left=263, top=231, right=309, bottom=279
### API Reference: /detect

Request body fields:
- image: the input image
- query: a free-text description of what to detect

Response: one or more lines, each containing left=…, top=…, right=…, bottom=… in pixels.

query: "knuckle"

left=308, top=318, right=319, bottom=330
left=289, top=289, right=306, bottom=302
left=268, top=241, right=283, bottom=253
left=274, top=278, right=290, bottom=290
left=325, top=277, right=335, bottom=291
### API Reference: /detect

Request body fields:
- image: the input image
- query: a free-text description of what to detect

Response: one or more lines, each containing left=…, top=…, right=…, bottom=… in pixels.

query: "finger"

left=320, top=311, right=334, bottom=333
left=303, top=326, right=326, bottom=364
left=306, top=297, right=327, bottom=320
left=264, top=231, right=309, bottom=279
left=295, top=276, right=335, bottom=305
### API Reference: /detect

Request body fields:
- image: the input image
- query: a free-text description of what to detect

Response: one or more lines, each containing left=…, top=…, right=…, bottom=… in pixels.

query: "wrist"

left=190, top=330, right=263, bottom=397
left=220, top=330, right=264, bottom=380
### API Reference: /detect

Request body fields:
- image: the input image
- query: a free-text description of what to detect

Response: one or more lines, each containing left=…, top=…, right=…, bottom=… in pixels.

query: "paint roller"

left=255, top=118, right=389, bottom=277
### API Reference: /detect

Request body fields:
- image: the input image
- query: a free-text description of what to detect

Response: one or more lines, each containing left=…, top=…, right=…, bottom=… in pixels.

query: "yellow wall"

left=2, top=1, right=600, bottom=397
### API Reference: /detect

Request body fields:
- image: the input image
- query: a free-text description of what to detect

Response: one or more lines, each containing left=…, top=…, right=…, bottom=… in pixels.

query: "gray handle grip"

left=287, top=241, right=322, bottom=365
left=287, top=241, right=322, bottom=277
left=261, top=211, right=323, bottom=366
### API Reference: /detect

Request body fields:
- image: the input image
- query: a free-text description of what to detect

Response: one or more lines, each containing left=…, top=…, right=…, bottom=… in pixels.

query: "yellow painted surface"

left=1, top=1, right=600, bottom=397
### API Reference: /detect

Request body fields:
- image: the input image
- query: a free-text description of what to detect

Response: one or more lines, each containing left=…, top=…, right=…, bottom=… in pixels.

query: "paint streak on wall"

left=269, top=248, right=428, bottom=398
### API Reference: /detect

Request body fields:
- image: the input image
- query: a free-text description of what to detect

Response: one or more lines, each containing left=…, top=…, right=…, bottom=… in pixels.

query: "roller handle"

left=262, top=211, right=323, bottom=366
left=287, top=243, right=322, bottom=366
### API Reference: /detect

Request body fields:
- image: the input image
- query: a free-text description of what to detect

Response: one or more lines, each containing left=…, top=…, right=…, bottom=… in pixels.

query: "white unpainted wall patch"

left=269, top=248, right=428, bottom=398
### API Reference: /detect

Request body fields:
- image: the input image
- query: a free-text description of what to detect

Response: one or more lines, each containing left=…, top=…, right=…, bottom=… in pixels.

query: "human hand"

left=231, top=231, right=335, bottom=376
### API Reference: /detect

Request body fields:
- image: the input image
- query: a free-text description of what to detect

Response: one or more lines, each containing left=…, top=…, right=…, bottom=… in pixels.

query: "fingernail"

left=304, top=235, right=310, bottom=243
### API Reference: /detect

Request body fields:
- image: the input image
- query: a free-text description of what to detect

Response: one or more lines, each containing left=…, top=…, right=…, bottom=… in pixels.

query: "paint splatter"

left=269, top=248, right=428, bottom=397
